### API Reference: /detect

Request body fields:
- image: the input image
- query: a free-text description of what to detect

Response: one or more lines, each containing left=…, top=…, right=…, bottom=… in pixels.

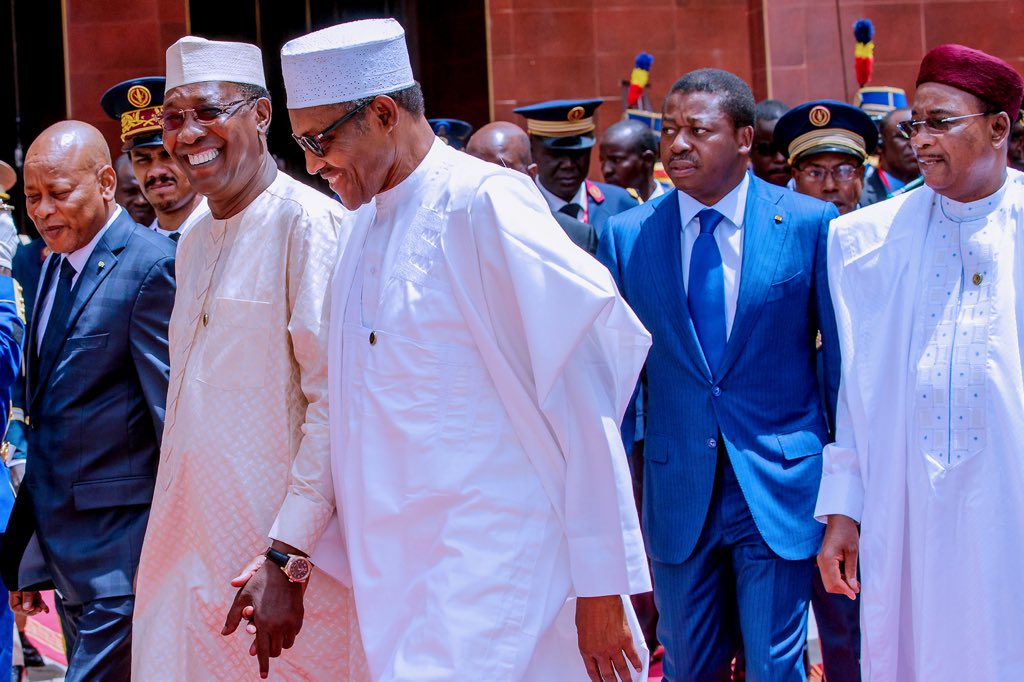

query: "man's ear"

left=641, top=149, right=657, bottom=166
left=990, top=111, right=1011, bottom=149
left=98, top=164, right=117, bottom=202
left=736, top=125, right=754, bottom=154
left=254, top=97, right=273, bottom=135
left=370, top=96, right=400, bottom=134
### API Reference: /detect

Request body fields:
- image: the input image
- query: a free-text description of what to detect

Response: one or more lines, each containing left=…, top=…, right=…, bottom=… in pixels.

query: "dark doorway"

left=0, top=0, right=66, bottom=234
left=189, top=0, right=490, bottom=190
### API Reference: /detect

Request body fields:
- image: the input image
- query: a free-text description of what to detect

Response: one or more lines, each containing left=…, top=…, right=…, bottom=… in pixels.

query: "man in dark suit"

left=514, top=99, right=638, bottom=244
left=0, top=120, right=175, bottom=682
left=467, top=120, right=598, bottom=254
left=599, top=69, right=840, bottom=681
left=860, top=107, right=919, bottom=206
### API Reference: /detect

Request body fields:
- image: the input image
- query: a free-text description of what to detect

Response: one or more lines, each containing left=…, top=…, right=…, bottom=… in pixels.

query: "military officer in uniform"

left=775, top=100, right=879, bottom=217
left=101, top=77, right=208, bottom=242
left=428, top=118, right=473, bottom=150
left=514, top=99, right=638, bottom=242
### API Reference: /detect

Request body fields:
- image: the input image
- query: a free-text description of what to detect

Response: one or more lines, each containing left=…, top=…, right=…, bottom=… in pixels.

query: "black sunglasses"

left=291, top=100, right=371, bottom=157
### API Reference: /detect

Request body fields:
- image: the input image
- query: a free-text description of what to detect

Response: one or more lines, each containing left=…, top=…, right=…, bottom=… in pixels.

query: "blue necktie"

left=688, top=208, right=726, bottom=375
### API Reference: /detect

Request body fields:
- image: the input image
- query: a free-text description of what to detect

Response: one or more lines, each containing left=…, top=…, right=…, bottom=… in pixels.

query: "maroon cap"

left=917, top=44, right=1024, bottom=119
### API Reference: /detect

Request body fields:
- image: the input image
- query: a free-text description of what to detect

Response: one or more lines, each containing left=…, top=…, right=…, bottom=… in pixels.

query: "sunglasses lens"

left=162, top=113, right=184, bottom=131
left=293, top=135, right=323, bottom=157
left=194, top=108, right=224, bottom=123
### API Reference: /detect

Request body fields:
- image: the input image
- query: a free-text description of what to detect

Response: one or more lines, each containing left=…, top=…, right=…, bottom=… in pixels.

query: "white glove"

left=0, top=212, right=17, bottom=270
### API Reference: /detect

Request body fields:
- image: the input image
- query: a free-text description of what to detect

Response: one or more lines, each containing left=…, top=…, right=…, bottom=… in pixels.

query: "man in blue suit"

left=0, top=121, right=175, bottom=681
left=599, top=69, right=840, bottom=681
left=514, top=99, right=638, bottom=249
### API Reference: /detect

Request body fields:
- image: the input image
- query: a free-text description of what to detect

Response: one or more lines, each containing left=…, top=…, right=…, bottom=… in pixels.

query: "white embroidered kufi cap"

left=281, top=18, right=415, bottom=109
left=165, top=36, right=266, bottom=93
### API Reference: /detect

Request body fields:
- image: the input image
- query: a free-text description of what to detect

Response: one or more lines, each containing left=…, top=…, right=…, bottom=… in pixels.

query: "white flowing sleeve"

left=815, top=223, right=865, bottom=524
left=268, top=207, right=343, bottom=553
left=446, top=170, right=652, bottom=596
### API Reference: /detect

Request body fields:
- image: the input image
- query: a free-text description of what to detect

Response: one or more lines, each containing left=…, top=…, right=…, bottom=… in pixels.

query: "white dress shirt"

left=147, top=196, right=209, bottom=242
left=36, top=206, right=121, bottom=353
left=678, top=173, right=748, bottom=337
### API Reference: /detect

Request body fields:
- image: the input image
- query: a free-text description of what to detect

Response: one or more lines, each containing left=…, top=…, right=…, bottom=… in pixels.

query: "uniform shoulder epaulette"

left=586, top=180, right=605, bottom=204
left=625, top=187, right=643, bottom=204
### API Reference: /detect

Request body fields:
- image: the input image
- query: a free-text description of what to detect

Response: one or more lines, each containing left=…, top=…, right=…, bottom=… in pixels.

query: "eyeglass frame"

left=160, top=97, right=259, bottom=132
left=795, top=161, right=862, bottom=184
left=291, top=100, right=371, bottom=157
left=895, top=111, right=996, bottom=139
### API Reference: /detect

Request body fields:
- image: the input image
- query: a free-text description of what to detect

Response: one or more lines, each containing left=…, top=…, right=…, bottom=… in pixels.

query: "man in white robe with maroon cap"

left=280, top=18, right=652, bottom=682
left=131, top=36, right=367, bottom=680
left=816, top=44, right=1024, bottom=681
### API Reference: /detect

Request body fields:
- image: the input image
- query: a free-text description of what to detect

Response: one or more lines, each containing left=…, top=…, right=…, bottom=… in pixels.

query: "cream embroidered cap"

left=281, top=18, right=415, bottom=109
left=165, top=36, right=266, bottom=93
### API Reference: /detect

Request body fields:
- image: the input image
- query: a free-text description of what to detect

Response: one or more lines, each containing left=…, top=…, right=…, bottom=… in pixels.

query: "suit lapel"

left=31, top=215, right=130, bottom=405
left=716, top=180, right=788, bottom=381
left=640, top=192, right=712, bottom=381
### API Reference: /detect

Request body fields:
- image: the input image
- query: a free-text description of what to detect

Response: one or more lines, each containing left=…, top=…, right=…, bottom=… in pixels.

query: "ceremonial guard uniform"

left=514, top=99, right=638, bottom=250
left=101, top=77, right=208, bottom=241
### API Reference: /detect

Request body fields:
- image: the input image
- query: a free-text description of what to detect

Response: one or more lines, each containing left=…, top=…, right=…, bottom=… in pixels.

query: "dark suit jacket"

left=599, top=178, right=840, bottom=564
left=0, top=210, right=175, bottom=603
left=552, top=211, right=597, bottom=255
left=860, top=164, right=887, bottom=207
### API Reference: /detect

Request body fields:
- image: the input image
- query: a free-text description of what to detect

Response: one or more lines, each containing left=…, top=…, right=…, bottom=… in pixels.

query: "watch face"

left=287, top=557, right=312, bottom=582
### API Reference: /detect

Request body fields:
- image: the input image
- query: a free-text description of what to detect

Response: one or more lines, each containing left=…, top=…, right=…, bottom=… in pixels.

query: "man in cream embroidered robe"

left=132, top=171, right=367, bottom=681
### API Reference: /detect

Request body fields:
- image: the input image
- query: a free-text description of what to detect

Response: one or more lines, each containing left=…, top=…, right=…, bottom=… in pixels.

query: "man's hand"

left=576, top=594, right=642, bottom=682
left=817, top=514, right=861, bottom=600
left=9, top=591, right=48, bottom=616
left=222, top=549, right=307, bottom=679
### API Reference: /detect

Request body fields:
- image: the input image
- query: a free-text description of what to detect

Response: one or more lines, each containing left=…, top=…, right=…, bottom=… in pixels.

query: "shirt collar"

left=65, top=205, right=121, bottom=275
left=535, top=177, right=587, bottom=213
left=677, top=172, right=749, bottom=230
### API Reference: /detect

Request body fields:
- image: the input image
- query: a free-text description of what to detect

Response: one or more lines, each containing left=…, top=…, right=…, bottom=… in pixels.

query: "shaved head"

left=466, top=122, right=535, bottom=176
left=27, top=120, right=112, bottom=172
left=24, top=120, right=117, bottom=253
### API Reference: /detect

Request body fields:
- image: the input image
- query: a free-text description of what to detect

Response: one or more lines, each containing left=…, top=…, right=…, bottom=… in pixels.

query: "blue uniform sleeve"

left=0, top=275, right=25, bottom=532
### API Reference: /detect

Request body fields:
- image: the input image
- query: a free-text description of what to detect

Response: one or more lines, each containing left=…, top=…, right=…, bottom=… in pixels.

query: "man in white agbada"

left=131, top=36, right=367, bottom=680
left=816, top=44, right=1024, bottom=681
left=279, top=19, right=652, bottom=681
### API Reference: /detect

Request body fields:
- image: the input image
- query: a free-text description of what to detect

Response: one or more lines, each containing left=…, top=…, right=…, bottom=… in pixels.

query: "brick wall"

left=64, top=0, right=187, bottom=156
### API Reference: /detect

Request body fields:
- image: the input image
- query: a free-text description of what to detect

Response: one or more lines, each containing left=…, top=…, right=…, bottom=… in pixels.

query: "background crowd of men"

left=0, top=15, right=1016, bottom=682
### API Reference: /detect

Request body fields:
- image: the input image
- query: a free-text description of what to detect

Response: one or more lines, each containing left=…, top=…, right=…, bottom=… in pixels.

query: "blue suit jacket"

left=0, top=211, right=175, bottom=602
left=599, top=178, right=840, bottom=563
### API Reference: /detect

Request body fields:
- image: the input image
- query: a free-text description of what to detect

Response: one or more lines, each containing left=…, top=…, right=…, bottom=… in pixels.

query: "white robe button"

left=973, top=273, right=983, bottom=285
left=202, top=312, right=209, bottom=327
left=369, top=331, right=377, bottom=345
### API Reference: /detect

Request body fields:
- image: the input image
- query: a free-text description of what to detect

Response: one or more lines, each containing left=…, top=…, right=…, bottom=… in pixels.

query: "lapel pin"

left=98, top=260, right=105, bottom=269
left=774, top=215, right=782, bottom=224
